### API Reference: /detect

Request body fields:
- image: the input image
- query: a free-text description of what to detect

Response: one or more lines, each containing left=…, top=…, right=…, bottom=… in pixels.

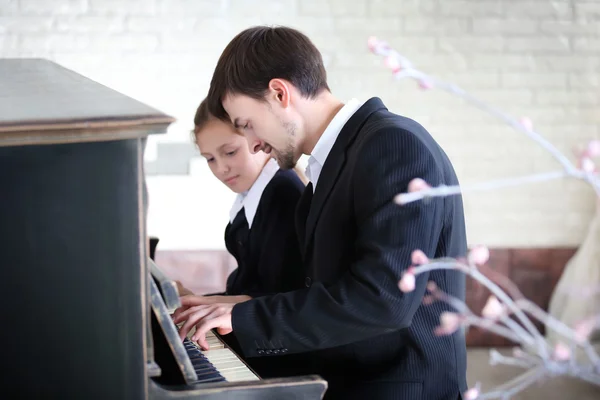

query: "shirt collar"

left=305, top=98, right=362, bottom=181
left=229, top=158, right=280, bottom=228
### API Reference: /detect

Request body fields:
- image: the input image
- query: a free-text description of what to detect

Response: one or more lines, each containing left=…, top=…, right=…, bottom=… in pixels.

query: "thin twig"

left=395, top=171, right=570, bottom=205
left=489, top=349, right=538, bottom=369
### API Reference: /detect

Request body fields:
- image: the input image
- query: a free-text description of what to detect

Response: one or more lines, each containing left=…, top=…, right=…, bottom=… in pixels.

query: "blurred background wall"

left=2, top=0, right=598, bottom=250
left=2, top=1, right=600, bottom=344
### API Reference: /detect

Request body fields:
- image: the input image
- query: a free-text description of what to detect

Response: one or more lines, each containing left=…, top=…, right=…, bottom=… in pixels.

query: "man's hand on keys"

left=172, top=296, right=239, bottom=350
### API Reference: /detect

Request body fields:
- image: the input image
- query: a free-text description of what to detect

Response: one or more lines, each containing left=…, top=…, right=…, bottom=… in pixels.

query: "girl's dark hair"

left=193, top=97, right=213, bottom=135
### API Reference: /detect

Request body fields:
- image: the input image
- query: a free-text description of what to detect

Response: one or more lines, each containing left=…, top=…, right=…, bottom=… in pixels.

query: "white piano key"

left=205, top=331, right=225, bottom=349
left=205, top=349, right=260, bottom=381
left=183, top=327, right=260, bottom=382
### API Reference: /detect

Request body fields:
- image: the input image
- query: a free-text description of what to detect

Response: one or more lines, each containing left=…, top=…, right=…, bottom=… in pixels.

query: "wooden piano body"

left=0, top=58, right=327, bottom=399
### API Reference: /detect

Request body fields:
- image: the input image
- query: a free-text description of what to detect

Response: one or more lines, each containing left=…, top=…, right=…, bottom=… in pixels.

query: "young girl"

left=177, top=98, right=306, bottom=305
left=173, top=98, right=307, bottom=378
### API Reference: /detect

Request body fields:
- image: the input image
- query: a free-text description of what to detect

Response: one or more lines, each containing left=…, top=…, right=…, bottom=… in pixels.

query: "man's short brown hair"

left=207, top=25, right=330, bottom=121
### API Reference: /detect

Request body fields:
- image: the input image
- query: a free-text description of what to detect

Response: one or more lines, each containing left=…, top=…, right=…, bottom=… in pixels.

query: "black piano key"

left=191, top=362, right=222, bottom=375
left=194, top=366, right=220, bottom=374
left=182, top=338, right=227, bottom=383
left=195, top=368, right=225, bottom=377
left=191, top=360, right=213, bottom=369
left=185, top=346, right=203, bottom=355
left=195, top=371, right=225, bottom=381
left=189, top=354, right=214, bottom=366
left=196, top=376, right=227, bottom=384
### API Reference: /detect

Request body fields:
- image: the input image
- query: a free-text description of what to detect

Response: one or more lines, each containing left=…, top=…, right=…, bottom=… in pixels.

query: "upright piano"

left=0, top=58, right=327, bottom=399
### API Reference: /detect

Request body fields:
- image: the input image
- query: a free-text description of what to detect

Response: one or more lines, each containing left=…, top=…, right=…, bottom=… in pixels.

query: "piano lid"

left=0, top=58, right=175, bottom=147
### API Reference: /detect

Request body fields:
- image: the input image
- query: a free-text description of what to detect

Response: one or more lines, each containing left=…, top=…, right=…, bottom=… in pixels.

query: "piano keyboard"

left=183, top=330, right=260, bottom=383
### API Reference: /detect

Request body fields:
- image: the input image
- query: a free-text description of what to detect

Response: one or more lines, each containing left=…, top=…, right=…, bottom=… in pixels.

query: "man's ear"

left=267, top=79, right=291, bottom=108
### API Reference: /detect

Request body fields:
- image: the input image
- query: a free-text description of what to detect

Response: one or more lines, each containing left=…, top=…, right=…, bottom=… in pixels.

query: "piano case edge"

left=148, top=374, right=328, bottom=400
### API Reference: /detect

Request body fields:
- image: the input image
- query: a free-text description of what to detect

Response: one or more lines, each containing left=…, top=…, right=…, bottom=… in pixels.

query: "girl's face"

left=195, top=119, right=269, bottom=193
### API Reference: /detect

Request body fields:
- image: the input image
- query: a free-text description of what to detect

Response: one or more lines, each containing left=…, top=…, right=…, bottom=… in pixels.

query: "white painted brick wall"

left=1, top=0, right=599, bottom=249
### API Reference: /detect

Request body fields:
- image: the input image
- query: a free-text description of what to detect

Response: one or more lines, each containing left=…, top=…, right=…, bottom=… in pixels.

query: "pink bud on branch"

left=468, top=245, right=490, bottom=265
left=418, top=79, right=434, bottom=90
left=395, top=178, right=435, bottom=204
left=399, top=269, right=416, bottom=293
left=574, top=318, right=596, bottom=343
left=481, top=295, right=504, bottom=319
left=587, top=140, right=600, bottom=157
left=519, top=117, right=533, bottom=131
left=411, top=249, right=429, bottom=265
left=580, top=157, right=596, bottom=174
left=384, top=55, right=401, bottom=73
left=408, top=178, right=430, bottom=193
left=464, top=386, right=480, bottom=400
left=367, top=36, right=379, bottom=52
left=552, top=342, right=571, bottom=361
left=435, top=312, right=462, bottom=336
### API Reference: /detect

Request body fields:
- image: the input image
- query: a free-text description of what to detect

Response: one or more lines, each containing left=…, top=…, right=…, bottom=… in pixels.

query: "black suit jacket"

left=219, top=169, right=307, bottom=378
left=231, top=98, right=468, bottom=399
left=223, top=169, right=306, bottom=298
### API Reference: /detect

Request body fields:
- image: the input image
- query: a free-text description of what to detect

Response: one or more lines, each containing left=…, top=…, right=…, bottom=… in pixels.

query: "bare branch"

left=369, top=36, right=600, bottom=399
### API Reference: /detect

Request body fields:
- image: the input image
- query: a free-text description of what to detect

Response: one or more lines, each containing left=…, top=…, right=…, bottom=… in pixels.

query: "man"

left=175, top=26, right=468, bottom=399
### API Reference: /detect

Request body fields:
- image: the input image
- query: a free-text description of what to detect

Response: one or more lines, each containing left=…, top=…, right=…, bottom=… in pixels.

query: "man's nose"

left=245, top=134, right=263, bottom=154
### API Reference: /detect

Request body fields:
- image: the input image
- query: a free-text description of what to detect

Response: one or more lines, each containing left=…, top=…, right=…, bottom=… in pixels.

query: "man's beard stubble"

left=274, top=120, right=297, bottom=170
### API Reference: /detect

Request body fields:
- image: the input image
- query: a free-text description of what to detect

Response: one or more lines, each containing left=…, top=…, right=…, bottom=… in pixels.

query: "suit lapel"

left=303, top=97, right=387, bottom=254
left=303, top=145, right=346, bottom=254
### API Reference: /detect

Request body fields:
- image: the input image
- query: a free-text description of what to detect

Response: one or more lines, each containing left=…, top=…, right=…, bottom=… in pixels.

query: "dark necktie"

left=295, top=182, right=313, bottom=249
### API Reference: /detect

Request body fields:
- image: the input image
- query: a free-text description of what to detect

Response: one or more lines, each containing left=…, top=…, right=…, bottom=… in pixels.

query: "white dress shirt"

left=229, top=158, right=280, bottom=228
left=305, top=98, right=362, bottom=192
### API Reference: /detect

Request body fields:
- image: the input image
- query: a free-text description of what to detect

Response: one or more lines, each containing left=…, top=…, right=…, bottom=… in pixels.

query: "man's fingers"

left=190, top=312, right=221, bottom=350
left=180, top=295, right=215, bottom=307
left=216, top=315, right=233, bottom=336
left=176, top=303, right=234, bottom=350
left=193, top=329, right=209, bottom=351
left=172, top=305, right=205, bottom=324
left=178, top=306, right=211, bottom=341
left=171, top=305, right=191, bottom=320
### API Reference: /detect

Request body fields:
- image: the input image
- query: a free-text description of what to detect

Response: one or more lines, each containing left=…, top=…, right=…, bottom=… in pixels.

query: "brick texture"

left=1, top=0, right=599, bottom=249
